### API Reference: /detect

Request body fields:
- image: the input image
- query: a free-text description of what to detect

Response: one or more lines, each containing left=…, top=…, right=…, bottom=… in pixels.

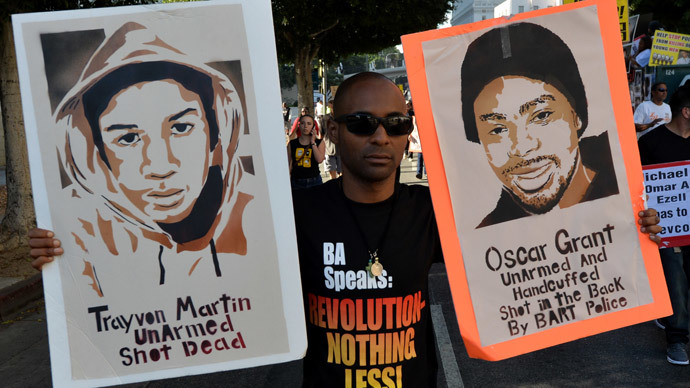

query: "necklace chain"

left=340, top=179, right=398, bottom=278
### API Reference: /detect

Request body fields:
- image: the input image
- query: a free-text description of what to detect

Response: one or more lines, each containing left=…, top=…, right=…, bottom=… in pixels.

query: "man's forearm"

left=635, top=122, right=653, bottom=132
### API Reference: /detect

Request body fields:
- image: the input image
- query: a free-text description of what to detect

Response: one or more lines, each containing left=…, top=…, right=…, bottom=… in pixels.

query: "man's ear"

left=683, top=106, right=690, bottom=120
left=571, top=110, right=582, bottom=131
left=327, top=116, right=339, bottom=144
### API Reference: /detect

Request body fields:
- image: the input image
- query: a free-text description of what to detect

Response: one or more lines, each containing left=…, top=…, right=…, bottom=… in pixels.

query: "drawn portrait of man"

left=459, top=23, right=619, bottom=228
left=50, top=22, right=254, bottom=295
left=415, top=2, right=655, bottom=350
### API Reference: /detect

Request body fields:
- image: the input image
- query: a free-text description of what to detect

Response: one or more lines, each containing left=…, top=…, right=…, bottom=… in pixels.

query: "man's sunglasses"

left=655, top=88, right=667, bottom=92
left=334, top=114, right=413, bottom=136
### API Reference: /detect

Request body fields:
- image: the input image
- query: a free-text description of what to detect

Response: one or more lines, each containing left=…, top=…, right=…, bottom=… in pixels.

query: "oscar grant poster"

left=643, top=161, right=690, bottom=247
left=402, top=0, right=670, bottom=360
left=13, top=1, right=306, bottom=386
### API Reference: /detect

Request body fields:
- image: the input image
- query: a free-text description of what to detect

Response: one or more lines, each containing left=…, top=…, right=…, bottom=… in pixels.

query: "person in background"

left=283, top=101, right=291, bottom=134
left=289, top=106, right=320, bottom=140
left=634, top=82, right=672, bottom=139
left=631, top=35, right=652, bottom=68
left=638, top=84, right=690, bottom=366
left=288, top=114, right=325, bottom=189
left=322, top=102, right=341, bottom=180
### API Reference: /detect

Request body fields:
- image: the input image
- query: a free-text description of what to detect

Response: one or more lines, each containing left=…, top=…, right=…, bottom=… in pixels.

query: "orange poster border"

left=402, top=0, right=670, bottom=361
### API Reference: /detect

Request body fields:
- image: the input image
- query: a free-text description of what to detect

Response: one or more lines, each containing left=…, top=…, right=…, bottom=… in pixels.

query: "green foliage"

left=372, top=46, right=403, bottom=70
left=1, top=0, right=156, bottom=27
left=272, top=0, right=453, bottom=63
left=310, top=63, right=344, bottom=88
left=326, top=66, right=343, bottom=86
left=337, top=46, right=402, bottom=74
left=629, top=0, right=690, bottom=34
left=340, top=54, right=370, bottom=74
left=279, top=63, right=297, bottom=89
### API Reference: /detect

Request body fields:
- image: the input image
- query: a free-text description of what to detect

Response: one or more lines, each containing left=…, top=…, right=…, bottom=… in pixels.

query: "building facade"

left=494, top=0, right=561, bottom=18
left=451, top=0, right=506, bottom=25
left=451, top=0, right=561, bottom=25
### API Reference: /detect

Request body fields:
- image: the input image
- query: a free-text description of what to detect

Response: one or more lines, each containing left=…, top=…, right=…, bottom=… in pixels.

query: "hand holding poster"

left=643, top=161, right=690, bottom=247
left=13, top=1, right=306, bottom=386
left=402, top=0, right=669, bottom=360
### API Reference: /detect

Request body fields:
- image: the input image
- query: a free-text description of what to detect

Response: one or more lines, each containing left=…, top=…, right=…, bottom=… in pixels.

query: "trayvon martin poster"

left=13, top=0, right=306, bottom=386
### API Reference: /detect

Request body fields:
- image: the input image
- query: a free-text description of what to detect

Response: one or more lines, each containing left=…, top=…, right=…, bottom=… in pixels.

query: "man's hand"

left=638, top=208, right=662, bottom=244
left=29, top=228, right=63, bottom=271
left=650, top=117, right=663, bottom=125
left=635, top=118, right=664, bottom=132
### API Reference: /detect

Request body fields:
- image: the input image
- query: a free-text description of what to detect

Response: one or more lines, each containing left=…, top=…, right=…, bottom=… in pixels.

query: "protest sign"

left=13, top=1, right=306, bottom=386
left=650, top=30, right=690, bottom=66
left=402, top=0, right=670, bottom=360
left=627, top=14, right=639, bottom=45
left=643, top=161, right=690, bottom=247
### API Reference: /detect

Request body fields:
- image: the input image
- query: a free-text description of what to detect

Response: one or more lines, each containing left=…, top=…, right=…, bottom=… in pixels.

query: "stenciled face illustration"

left=299, top=116, right=314, bottom=135
left=98, top=79, right=212, bottom=224
left=473, top=76, right=582, bottom=213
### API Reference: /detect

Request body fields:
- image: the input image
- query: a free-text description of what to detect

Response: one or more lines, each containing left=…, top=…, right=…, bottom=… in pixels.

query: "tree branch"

left=308, top=18, right=339, bottom=39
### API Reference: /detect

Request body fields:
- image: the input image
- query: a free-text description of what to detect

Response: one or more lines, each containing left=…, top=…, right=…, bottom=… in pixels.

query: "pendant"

left=365, top=259, right=373, bottom=278
left=370, top=257, right=383, bottom=277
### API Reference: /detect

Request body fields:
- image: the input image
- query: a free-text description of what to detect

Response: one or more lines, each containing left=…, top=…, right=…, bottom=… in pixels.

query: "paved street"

left=1, top=157, right=689, bottom=387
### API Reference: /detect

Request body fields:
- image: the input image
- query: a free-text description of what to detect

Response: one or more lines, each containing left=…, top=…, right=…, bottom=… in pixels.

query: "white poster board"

left=643, top=161, right=690, bottom=247
left=13, top=1, right=306, bottom=386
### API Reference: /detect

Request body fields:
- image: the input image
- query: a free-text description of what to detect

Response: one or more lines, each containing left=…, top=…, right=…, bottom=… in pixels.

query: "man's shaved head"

left=333, top=72, right=396, bottom=117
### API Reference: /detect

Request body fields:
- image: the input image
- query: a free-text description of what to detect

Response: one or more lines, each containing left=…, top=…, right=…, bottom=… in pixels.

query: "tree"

left=0, top=1, right=154, bottom=260
left=279, top=63, right=297, bottom=90
left=272, top=0, right=453, bottom=113
left=629, top=0, right=690, bottom=34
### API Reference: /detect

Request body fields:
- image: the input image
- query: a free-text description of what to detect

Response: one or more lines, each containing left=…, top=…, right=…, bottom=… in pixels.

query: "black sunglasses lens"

left=345, top=116, right=378, bottom=134
left=341, top=115, right=411, bottom=135
left=382, top=117, right=412, bottom=135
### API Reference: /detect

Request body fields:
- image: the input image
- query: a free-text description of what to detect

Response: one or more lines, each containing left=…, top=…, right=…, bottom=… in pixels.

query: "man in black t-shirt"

left=638, top=85, right=690, bottom=366
left=293, top=72, right=442, bottom=387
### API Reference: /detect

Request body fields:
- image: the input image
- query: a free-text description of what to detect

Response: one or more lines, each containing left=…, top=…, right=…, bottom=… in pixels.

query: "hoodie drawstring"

left=210, top=238, right=221, bottom=277
left=157, top=240, right=221, bottom=285
left=158, top=245, right=165, bottom=285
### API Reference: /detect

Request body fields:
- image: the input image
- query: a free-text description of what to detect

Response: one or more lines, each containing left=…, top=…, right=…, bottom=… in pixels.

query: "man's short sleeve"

left=637, top=49, right=651, bottom=67
left=633, top=103, right=648, bottom=124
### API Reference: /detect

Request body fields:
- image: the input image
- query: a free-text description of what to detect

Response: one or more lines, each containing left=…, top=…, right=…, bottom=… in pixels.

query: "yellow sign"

left=650, top=30, right=690, bottom=66
left=563, top=0, right=628, bottom=42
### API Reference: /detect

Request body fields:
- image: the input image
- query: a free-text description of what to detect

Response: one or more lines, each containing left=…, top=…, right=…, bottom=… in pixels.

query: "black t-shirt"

left=290, top=138, right=323, bottom=180
left=293, top=179, right=443, bottom=388
left=638, top=124, right=690, bottom=165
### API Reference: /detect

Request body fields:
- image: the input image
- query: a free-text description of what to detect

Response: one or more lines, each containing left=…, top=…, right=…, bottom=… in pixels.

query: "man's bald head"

left=333, top=72, right=398, bottom=117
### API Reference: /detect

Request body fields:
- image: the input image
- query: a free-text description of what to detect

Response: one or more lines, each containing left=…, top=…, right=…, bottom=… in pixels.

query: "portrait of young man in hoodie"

left=48, top=22, right=254, bottom=295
